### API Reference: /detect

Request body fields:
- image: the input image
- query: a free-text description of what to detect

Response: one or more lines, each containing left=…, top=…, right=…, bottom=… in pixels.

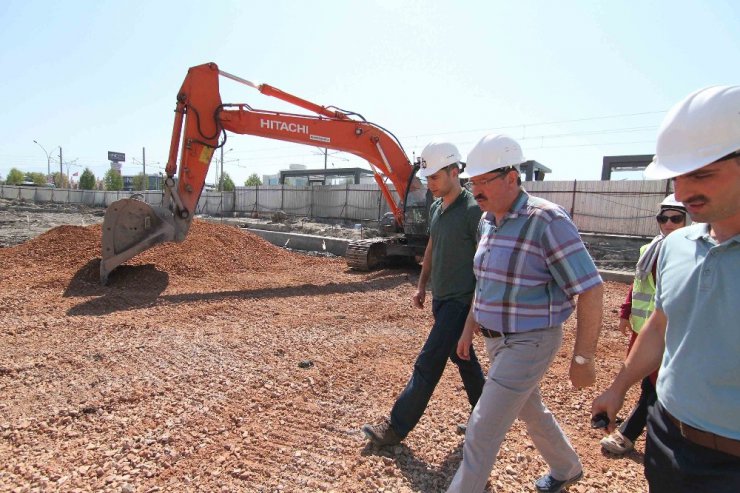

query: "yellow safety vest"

left=629, top=243, right=656, bottom=333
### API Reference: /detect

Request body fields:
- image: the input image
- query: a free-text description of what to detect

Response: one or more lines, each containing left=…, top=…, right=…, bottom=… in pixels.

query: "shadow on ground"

left=361, top=441, right=466, bottom=492
left=64, top=259, right=414, bottom=316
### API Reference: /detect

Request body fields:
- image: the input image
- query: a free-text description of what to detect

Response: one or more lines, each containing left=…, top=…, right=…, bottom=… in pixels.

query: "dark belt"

left=478, top=325, right=508, bottom=338
left=665, top=410, right=740, bottom=458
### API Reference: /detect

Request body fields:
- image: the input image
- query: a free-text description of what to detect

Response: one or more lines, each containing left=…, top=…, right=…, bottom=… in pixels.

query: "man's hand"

left=569, top=358, right=596, bottom=388
left=591, top=387, right=626, bottom=433
left=618, top=318, right=632, bottom=336
left=412, top=289, right=426, bottom=309
left=457, top=323, right=479, bottom=360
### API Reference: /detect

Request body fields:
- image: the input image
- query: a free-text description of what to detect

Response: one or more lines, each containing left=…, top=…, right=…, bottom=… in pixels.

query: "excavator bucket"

left=99, top=198, right=176, bottom=284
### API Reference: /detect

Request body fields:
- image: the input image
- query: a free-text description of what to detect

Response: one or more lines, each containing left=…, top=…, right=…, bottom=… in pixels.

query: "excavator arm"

left=100, top=62, right=420, bottom=283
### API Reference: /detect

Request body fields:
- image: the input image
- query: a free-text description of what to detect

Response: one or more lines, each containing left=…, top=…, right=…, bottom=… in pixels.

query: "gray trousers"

left=447, top=326, right=582, bottom=493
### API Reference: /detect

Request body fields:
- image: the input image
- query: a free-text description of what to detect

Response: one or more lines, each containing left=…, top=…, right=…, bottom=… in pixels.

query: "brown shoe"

left=362, top=418, right=402, bottom=446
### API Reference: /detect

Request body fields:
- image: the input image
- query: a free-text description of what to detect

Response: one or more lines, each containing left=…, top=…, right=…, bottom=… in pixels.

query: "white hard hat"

left=659, top=193, right=686, bottom=212
left=418, top=142, right=463, bottom=177
left=645, top=85, right=740, bottom=179
left=462, top=134, right=525, bottom=178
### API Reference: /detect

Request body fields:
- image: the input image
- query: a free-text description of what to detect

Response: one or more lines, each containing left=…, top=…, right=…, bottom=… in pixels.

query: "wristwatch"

left=573, top=355, right=592, bottom=365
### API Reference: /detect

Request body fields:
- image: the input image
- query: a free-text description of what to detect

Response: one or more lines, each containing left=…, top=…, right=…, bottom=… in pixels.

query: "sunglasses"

left=656, top=214, right=685, bottom=224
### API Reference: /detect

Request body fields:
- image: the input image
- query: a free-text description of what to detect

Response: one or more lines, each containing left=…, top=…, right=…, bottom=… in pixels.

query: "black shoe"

left=361, top=418, right=402, bottom=446
left=456, top=423, right=467, bottom=435
left=534, top=471, right=583, bottom=493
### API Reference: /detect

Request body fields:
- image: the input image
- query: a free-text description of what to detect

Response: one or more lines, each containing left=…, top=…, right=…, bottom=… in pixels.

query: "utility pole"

left=142, top=147, right=146, bottom=189
left=324, top=148, right=328, bottom=170
left=219, top=146, right=224, bottom=191
left=64, top=159, right=78, bottom=185
left=59, top=147, right=63, bottom=177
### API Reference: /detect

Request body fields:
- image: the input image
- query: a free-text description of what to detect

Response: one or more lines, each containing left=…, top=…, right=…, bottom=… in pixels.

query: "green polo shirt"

left=428, top=188, right=482, bottom=304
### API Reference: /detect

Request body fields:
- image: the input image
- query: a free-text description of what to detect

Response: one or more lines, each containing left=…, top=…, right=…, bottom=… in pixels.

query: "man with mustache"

left=362, top=142, right=485, bottom=446
left=448, top=134, right=603, bottom=493
left=592, top=86, right=740, bottom=492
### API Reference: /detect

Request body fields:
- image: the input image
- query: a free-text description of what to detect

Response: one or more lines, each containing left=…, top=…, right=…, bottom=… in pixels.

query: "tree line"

left=0, top=168, right=263, bottom=191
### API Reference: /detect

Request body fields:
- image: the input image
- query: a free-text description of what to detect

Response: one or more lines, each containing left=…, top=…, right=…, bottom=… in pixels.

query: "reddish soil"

left=0, top=220, right=645, bottom=492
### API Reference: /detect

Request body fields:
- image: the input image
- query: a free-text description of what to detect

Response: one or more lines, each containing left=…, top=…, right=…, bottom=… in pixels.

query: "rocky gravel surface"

left=0, top=199, right=105, bottom=248
left=0, top=220, right=646, bottom=492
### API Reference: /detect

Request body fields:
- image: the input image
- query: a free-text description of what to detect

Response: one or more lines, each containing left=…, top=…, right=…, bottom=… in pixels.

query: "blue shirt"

left=655, top=223, right=740, bottom=439
left=473, top=191, right=602, bottom=332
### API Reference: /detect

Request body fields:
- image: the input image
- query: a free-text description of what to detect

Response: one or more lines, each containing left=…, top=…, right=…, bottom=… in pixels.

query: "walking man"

left=592, top=85, right=740, bottom=492
left=362, top=142, right=486, bottom=446
left=448, top=134, right=603, bottom=493
left=600, top=194, right=687, bottom=455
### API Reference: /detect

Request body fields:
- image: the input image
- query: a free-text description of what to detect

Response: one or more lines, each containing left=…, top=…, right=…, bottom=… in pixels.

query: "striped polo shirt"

left=473, top=190, right=602, bottom=332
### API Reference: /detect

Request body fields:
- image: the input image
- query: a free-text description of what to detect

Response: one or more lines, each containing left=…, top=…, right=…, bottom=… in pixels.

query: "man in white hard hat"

left=448, top=134, right=604, bottom=493
left=362, top=142, right=485, bottom=446
left=592, top=86, right=740, bottom=492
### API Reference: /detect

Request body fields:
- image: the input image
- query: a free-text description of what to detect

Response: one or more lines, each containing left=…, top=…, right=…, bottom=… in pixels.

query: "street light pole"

left=219, top=147, right=233, bottom=191
left=32, top=140, right=52, bottom=182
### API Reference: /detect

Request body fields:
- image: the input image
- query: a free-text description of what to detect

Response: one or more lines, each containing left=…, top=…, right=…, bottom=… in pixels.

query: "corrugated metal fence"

left=233, top=184, right=398, bottom=220
left=0, top=180, right=671, bottom=237
left=525, top=180, right=672, bottom=237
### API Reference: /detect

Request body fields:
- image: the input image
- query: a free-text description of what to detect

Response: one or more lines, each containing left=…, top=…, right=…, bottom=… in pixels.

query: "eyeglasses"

left=656, top=214, right=685, bottom=224
left=467, top=169, right=510, bottom=188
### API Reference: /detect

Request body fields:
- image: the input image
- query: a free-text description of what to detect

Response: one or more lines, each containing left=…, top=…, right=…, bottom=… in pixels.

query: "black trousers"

left=645, top=401, right=740, bottom=493
left=619, top=376, right=657, bottom=442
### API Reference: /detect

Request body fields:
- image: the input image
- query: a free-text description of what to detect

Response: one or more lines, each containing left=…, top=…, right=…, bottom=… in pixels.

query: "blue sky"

left=1, top=0, right=739, bottom=185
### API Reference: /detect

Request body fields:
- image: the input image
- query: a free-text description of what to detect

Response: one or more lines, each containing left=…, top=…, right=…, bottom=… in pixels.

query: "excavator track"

left=345, top=239, right=388, bottom=271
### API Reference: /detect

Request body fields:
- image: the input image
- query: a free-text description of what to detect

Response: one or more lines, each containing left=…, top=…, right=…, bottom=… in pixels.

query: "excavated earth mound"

left=0, top=220, right=646, bottom=492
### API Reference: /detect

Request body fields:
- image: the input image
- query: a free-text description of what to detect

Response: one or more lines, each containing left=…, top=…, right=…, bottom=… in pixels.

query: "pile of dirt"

left=0, top=221, right=646, bottom=492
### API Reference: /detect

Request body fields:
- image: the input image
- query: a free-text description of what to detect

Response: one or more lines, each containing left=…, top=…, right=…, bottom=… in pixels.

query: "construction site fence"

left=0, top=179, right=672, bottom=237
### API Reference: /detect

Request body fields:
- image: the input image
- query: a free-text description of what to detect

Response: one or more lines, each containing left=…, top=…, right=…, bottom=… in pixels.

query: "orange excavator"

left=99, top=62, right=430, bottom=283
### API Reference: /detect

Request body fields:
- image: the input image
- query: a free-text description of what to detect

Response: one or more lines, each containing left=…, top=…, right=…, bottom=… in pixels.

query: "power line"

left=1, top=109, right=669, bottom=178
left=529, top=139, right=656, bottom=150
left=402, top=110, right=668, bottom=139
left=136, top=109, right=668, bottom=160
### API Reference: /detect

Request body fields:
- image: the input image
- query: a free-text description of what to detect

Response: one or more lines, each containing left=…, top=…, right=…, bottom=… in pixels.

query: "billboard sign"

left=108, top=151, right=125, bottom=162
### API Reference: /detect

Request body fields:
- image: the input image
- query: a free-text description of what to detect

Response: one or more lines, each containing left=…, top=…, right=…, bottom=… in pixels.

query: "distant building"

left=122, top=174, right=162, bottom=191
left=601, top=155, right=654, bottom=180
left=279, top=167, right=376, bottom=186
left=519, top=160, right=551, bottom=181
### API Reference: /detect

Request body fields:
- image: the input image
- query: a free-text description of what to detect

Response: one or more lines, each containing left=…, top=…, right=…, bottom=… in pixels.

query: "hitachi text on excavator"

left=99, top=62, right=431, bottom=284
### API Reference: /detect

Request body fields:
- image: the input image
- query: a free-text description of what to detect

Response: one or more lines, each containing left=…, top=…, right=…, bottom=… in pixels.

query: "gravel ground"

left=0, top=205, right=647, bottom=492
left=0, top=199, right=105, bottom=248
left=0, top=199, right=370, bottom=248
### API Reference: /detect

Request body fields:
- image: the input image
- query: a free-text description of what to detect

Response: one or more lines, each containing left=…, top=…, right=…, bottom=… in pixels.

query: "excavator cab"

left=402, top=189, right=430, bottom=237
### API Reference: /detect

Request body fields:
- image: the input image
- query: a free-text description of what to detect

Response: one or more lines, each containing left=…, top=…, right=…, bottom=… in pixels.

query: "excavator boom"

left=100, top=63, right=420, bottom=283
